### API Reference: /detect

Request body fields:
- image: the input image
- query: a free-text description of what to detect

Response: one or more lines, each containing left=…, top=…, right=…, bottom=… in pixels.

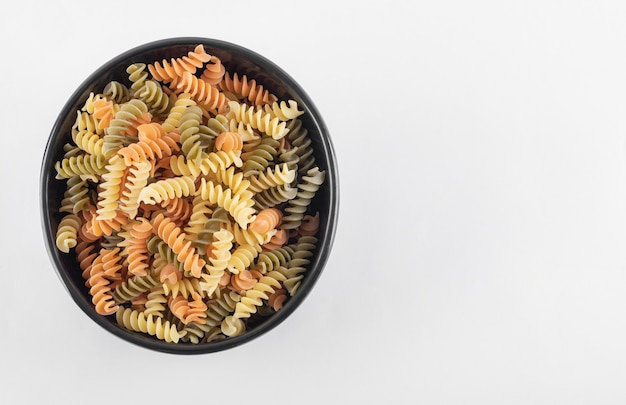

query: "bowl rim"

left=40, top=36, right=339, bottom=354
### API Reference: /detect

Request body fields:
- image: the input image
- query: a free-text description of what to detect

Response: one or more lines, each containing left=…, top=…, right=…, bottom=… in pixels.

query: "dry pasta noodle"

left=52, top=44, right=325, bottom=344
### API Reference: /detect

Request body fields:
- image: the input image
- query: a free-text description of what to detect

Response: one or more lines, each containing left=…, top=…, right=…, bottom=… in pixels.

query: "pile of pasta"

left=53, top=44, right=325, bottom=344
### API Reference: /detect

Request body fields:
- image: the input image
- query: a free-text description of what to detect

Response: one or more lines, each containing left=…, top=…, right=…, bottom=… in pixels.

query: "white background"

left=2, top=0, right=626, bottom=403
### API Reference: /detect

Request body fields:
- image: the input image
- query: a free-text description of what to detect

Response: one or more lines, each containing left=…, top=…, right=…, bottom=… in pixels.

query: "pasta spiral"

left=54, top=153, right=107, bottom=179
left=55, top=214, right=81, bottom=253
left=117, top=123, right=177, bottom=165
left=143, top=285, right=167, bottom=318
left=233, top=270, right=286, bottom=319
left=115, top=307, right=187, bottom=343
left=254, top=246, right=294, bottom=274
left=59, top=176, right=91, bottom=215
left=103, top=99, right=149, bottom=155
left=72, top=129, right=105, bottom=155
left=286, top=118, right=316, bottom=175
left=137, top=175, right=196, bottom=205
left=89, top=248, right=123, bottom=315
left=151, top=213, right=206, bottom=277
left=126, top=63, right=149, bottom=93
left=241, top=136, right=280, bottom=174
left=168, top=292, right=207, bottom=325
left=119, top=160, right=151, bottom=219
left=279, top=235, right=317, bottom=296
left=253, top=184, right=298, bottom=210
left=199, top=55, right=226, bottom=86
left=281, top=167, right=326, bottom=230
left=178, top=105, right=204, bottom=165
left=246, top=163, right=296, bottom=193
left=148, top=44, right=211, bottom=85
left=212, top=165, right=250, bottom=195
left=176, top=71, right=228, bottom=113
left=161, top=93, right=196, bottom=133
left=204, top=291, right=241, bottom=328
left=74, top=110, right=102, bottom=135
left=227, top=101, right=288, bottom=140
left=123, top=218, right=153, bottom=277
left=227, top=244, right=261, bottom=274
left=218, top=72, right=277, bottom=106
left=103, top=80, right=130, bottom=103
left=263, top=100, right=304, bottom=121
left=136, top=80, right=171, bottom=116
left=196, top=178, right=256, bottom=229
left=95, top=155, right=126, bottom=221
left=221, top=316, right=245, bottom=337
left=112, top=271, right=160, bottom=303
left=201, top=229, right=233, bottom=297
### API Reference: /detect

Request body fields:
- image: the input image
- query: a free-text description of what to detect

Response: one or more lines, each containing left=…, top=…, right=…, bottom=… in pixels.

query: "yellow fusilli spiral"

left=196, top=178, right=256, bottom=229
left=54, top=154, right=107, bottom=179
left=115, top=307, right=187, bottom=343
left=137, top=175, right=196, bottom=205
left=74, top=110, right=102, bottom=135
left=199, top=150, right=243, bottom=174
left=200, top=228, right=233, bottom=297
left=143, top=285, right=167, bottom=318
left=212, top=165, right=251, bottom=195
left=119, top=160, right=151, bottom=219
left=179, top=104, right=204, bottom=165
left=55, top=214, right=81, bottom=253
left=227, top=244, right=261, bottom=274
left=126, top=63, right=149, bottom=93
left=227, top=101, right=288, bottom=139
left=161, top=93, right=196, bottom=133
left=221, top=315, right=245, bottom=337
left=224, top=221, right=274, bottom=248
left=95, top=155, right=126, bottom=221
left=246, top=163, right=296, bottom=193
left=72, top=129, right=104, bottom=155
left=263, top=100, right=304, bottom=121
left=184, top=196, right=213, bottom=241
left=163, top=277, right=206, bottom=299
left=233, top=270, right=286, bottom=319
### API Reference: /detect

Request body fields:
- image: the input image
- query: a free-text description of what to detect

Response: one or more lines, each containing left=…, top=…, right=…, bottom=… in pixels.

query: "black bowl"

left=40, top=37, right=339, bottom=354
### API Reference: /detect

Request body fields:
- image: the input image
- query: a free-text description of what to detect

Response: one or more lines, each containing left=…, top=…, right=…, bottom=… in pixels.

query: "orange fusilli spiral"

left=176, top=71, right=228, bottom=113
left=218, top=72, right=277, bottom=106
left=148, top=44, right=212, bottom=85
left=151, top=213, right=206, bottom=278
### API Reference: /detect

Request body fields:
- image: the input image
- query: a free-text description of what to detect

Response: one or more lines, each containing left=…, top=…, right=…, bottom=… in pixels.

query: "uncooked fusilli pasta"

left=51, top=44, right=327, bottom=344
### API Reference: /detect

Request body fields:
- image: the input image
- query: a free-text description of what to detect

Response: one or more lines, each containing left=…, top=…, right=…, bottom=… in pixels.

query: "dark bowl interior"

left=40, top=37, right=339, bottom=354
